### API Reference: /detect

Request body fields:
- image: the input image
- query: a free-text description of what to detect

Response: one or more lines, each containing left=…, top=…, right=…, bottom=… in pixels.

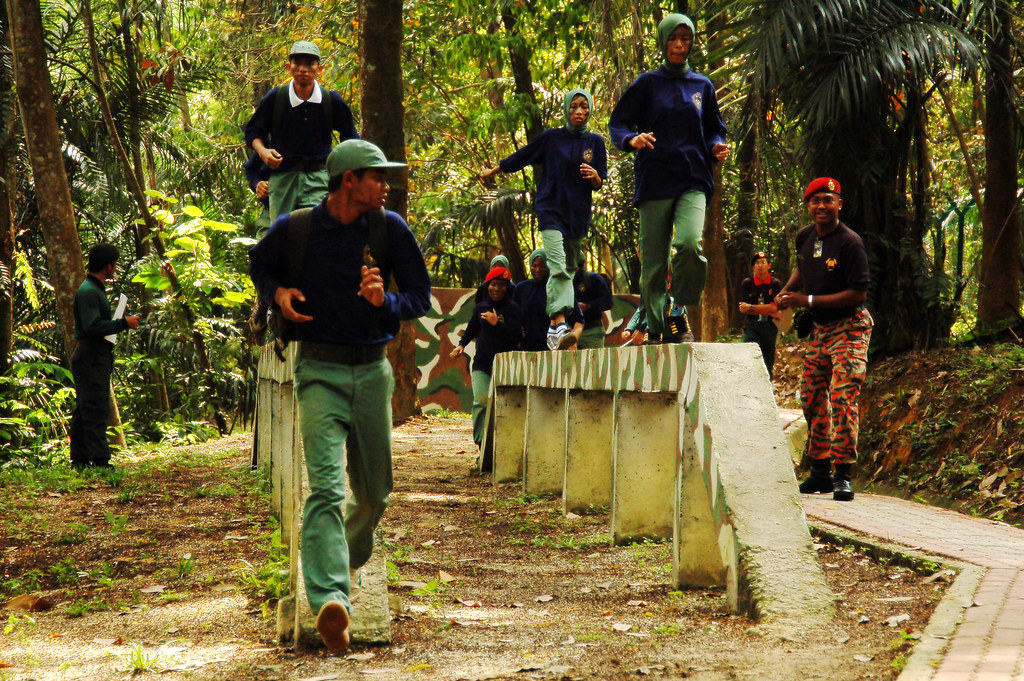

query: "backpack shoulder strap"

left=320, top=85, right=334, bottom=137
left=285, top=207, right=314, bottom=287
left=364, top=208, right=390, bottom=278
left=270, top=84, right=290, bottom=142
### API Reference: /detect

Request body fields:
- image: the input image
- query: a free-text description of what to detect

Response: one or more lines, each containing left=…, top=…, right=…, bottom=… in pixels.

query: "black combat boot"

left=798, top=458, right=833, bottom=494
left=832, top=463, right=854, bottom=501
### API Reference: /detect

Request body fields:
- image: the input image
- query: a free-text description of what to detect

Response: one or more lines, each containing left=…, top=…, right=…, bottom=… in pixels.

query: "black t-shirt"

left=740, top=276, right=782, bottom=323
left=795, top=221, right=869, bottom=325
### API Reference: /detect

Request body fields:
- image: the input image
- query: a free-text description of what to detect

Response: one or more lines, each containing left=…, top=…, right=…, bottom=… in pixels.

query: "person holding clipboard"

left=70, top=243, right=139, bottom=469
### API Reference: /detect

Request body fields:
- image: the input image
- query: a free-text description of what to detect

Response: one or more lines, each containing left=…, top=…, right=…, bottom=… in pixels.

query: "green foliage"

left=66, top=598, right=110, bottom=618
left=177, top=553, right=196, bottom=579
left=50, top=557, right=81, bottom=588
left=104, top=510, right=130, bottom=536
left=234, top=525, right=289, bottom=602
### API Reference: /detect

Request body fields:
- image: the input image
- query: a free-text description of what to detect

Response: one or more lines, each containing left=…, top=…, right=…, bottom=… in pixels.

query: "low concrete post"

left=611, top=391, right=679, bottom=543
left=564, top=389, right=614, bottom=514
left=492, top=386, right=527, bottom=483
left=523, top=387, right=567, bottom=496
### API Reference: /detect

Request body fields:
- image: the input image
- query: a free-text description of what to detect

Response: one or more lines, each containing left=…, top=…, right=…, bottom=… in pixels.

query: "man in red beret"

left=776, top=178, right=872, bottom=501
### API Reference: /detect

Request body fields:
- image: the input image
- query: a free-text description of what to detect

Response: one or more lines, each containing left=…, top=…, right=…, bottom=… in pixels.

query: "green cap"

left=289, top=41, right=321, bottom=59
left=327, top=139, right=407, bottom=181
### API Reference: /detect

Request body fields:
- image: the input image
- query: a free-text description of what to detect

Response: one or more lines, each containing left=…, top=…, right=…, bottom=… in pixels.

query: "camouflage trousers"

left=801, top=309, right=872, bottom=465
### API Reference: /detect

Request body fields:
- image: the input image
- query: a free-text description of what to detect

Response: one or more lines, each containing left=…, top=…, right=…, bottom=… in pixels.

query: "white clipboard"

left=105, top=294, right=128, bottom=344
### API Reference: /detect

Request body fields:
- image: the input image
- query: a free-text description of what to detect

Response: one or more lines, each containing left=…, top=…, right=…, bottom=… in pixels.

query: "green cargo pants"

left=294, top=352, right=394, bottom=615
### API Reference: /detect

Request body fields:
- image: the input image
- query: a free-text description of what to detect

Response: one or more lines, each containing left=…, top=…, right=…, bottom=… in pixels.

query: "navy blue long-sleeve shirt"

left=248, top=202, right=432, bottom=346
left=459, top=296, right=522, bottom=375
left=511, top=278, right=549, bottom=351
left=244, top=151, right=270, bottom=208
left=244, top=85, right=359, bottom=174
left=499, top=128, right=607, bottom=239
left=573, top=270, right=612, bottom=327
left=608, top=66, right=726, bottom=205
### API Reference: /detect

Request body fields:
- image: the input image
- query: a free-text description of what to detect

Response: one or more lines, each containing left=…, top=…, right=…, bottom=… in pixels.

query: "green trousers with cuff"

left=294, top=353, right=394, bottom=616
left=470, top=370, right=490, bottom=448
left=541, top=230, right=582, bottom=321
left=638, top=191, right=707, bottom=335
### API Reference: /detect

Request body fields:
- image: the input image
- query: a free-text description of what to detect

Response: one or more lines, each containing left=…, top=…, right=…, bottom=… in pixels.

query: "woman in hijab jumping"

left=609, top=14, right=729, bottom=344
left=481, top=89, right=607, bottom=351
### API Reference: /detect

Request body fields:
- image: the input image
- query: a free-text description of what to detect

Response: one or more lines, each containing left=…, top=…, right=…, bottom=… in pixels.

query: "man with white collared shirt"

left=245, top=40, right=359, bottom=221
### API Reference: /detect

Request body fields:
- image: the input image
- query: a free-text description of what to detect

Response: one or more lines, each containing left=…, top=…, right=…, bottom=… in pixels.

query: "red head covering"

left=803, top=177, right=841, bottom=201
left=484, top=265, right=511, bottom=283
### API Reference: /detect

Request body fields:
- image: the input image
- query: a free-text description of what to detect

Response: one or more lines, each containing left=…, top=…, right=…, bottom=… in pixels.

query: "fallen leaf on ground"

left=886, top=613, right=911, bottom=627
left=6, top=595, right=53, bottom=612
left=298, top=674, right=341, bottom=681
left=398, top=581, right=428, bottom=590
left=853, top=655, right=873, bottom=663
left=421, top=540, right=436, bottom=547
left=535, top=594, right=553, bottom=602
left=627, top=600, right=647, bottom=607
left=140, top=585, right=166, bottom=593
left=438, top=570, right=455, bottom=583
left=612, top=623, right=632, bottom=632
left=346, top=652, right=374, bottom=661
left=92, top=637, right=123, bottom=645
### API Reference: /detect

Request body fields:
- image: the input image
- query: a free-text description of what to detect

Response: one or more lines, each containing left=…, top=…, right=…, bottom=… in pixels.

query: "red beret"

left=803, top=177, right=841, bottom=201
left=484, top=265, right=511, bottom=283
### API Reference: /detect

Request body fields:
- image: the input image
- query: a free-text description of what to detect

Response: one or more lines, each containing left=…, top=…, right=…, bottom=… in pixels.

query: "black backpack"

left=268, top=207, right=390, bottom=360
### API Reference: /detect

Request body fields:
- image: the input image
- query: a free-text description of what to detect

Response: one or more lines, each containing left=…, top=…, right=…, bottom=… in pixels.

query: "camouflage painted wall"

left=414, top=288, right=640, bottom=414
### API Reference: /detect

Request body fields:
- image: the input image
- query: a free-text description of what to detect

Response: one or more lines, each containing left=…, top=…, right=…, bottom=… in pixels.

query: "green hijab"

left=563, top=88, right=593, bottom=136
left=657, top=13, right=694, bottom=75
left=490, top=255, right=509, bottom=269
left=529, top=248, right=547, bottom=279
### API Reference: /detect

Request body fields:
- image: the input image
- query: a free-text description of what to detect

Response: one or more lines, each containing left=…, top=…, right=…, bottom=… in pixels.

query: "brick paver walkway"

left=804, top=493, right=1024, bottom=681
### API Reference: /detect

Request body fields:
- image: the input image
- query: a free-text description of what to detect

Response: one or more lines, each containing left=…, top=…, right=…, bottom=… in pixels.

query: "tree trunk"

left=699, top=10, right=728, bottom=343
left=0, top=8, right=17, bottom=374
left=501, top=9, right=543, bottom=142
left=359, top=0, right=419, bottom=422
left=700, top=174, right=728, bottom=342
left=728, top=89, right=760, bottom=331
left=977, top=4, right=1019, bottom=328
left=7, top=0, right=83, bottom=359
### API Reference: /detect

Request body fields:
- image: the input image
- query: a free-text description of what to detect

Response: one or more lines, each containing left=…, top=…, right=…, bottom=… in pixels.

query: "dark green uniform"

left=70, top=275, right=129, bottom=466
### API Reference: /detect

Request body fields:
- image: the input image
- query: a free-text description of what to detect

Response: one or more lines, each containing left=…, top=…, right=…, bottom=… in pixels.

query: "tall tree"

left=717, top=0, right=979, bottom=354
left=359, top=0, right=419, bottom=420
left=976, top=0, right=1018, bottom=329
left=0, top=3, right=17, bottom=372
left=7, top=0, right=83, bottom=358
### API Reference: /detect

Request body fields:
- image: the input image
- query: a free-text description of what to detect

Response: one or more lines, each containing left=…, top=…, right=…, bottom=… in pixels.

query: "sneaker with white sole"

left=546, top=323, right=569, bottom=350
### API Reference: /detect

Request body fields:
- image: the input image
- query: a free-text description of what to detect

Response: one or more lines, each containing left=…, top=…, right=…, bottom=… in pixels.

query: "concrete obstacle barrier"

left=255, top=344, right=392, bottom=648
left=489, top=343, right=833, bottom=627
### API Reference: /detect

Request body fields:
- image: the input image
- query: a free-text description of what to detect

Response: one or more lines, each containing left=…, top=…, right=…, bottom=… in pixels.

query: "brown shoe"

left=316, top=600, right=350, bottom=651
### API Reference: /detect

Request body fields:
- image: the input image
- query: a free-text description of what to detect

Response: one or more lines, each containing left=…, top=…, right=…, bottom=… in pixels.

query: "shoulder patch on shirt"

left=691, top=92, right=702, bottom=112
left=826, top=257, right=838, bottom=271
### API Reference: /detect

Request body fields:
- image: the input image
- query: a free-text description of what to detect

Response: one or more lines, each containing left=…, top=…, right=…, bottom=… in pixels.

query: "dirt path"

left=1, top=418, right=946, bottom=680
